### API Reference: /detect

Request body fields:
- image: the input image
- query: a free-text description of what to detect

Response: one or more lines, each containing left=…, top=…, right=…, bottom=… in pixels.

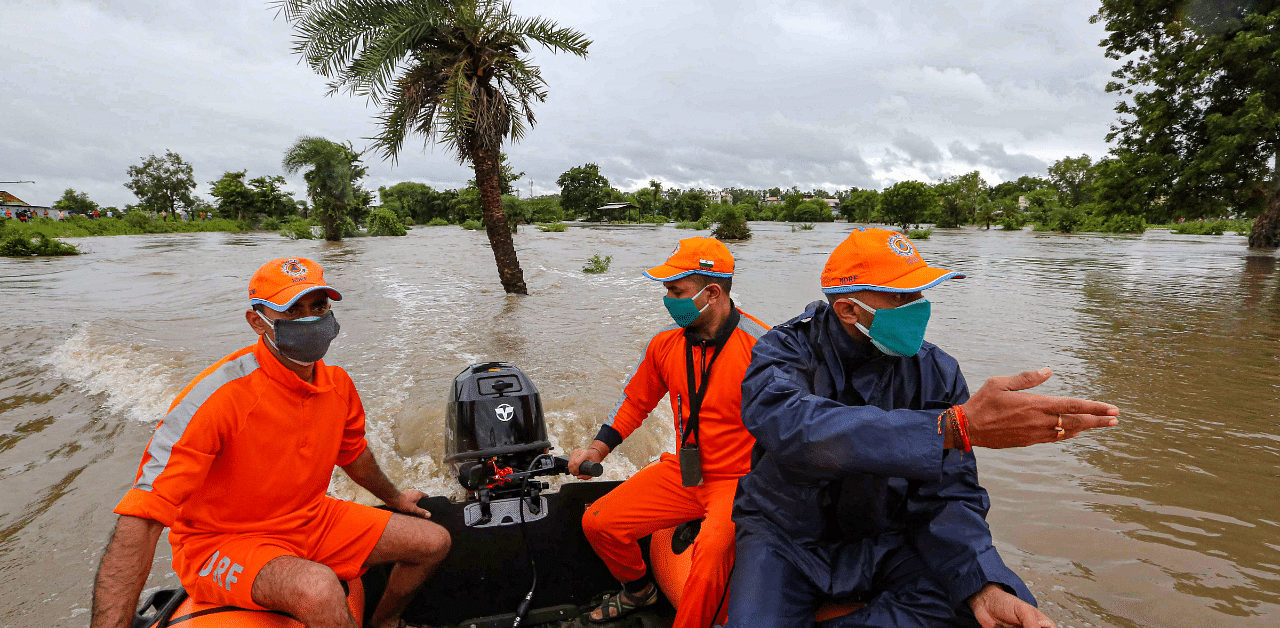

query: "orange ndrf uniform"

left=583, top=305, right=769, bottom=628
left=114, top=336, right=391, bottom=609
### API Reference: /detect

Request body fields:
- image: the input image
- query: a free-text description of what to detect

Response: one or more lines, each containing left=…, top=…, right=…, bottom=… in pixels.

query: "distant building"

left=596, top=201, right=640, bottom=222
left=1, top=191, right=52, bottom=217
left=761, top=196, right=782, bottom=206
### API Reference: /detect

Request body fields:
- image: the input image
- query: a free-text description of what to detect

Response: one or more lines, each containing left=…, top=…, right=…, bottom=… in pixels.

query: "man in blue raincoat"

left=727, top=229, right=1119, bottom=628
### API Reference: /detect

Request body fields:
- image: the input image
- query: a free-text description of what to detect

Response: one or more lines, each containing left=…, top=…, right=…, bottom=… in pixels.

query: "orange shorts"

left=172, top=496, right=393, bottom=609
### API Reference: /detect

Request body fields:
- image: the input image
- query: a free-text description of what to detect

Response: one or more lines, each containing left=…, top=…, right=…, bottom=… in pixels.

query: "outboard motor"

left=446, top=362, right=553, bottom=521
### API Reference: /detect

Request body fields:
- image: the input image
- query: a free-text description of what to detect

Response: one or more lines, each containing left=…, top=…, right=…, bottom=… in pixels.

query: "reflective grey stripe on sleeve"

left=135, top=353, right=260, bottom=492
left=604, top=324, right=678, bottom=427
left=736, top=311, right=769, bottom=340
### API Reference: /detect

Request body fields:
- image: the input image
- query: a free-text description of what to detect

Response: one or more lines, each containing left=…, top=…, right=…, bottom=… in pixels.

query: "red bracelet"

left=953, top=405, right=972, bottom=452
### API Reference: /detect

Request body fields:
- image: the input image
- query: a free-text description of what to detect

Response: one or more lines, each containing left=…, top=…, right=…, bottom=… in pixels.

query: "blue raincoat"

left=727, top=301, right=1033, bottom=627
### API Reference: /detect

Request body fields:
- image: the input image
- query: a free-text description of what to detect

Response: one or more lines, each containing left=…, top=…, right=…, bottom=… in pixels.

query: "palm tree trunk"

left=1249, top=151, right=1280, bottom=248
left=474, top=147, right=528, bottom=294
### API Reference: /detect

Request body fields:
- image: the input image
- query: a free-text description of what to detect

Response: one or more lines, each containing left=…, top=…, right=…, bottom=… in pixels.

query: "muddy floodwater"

left=1, top=222, right=1278, bottom=627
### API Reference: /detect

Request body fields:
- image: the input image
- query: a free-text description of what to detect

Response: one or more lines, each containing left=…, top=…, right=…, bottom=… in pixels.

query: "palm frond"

left=280, top=0, right=589, bottom=162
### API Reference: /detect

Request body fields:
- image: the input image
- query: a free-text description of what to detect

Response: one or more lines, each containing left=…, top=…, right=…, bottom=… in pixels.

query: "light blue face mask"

left=845, top=296, right=931, bottom=357
left=663, top=285, right=709, bottom=327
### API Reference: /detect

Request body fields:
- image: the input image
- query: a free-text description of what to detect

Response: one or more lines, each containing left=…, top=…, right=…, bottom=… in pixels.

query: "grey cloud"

left=2, top=0, right=1120, bottom=206
left=947, top=141, right=1047, bottom=179
left=891, top=130, right=944, bottom=164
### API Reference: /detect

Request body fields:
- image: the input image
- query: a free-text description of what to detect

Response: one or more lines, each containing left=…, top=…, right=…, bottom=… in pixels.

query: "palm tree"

left=282, top=136, right=365, bottom=241
left=275, top=0, right=591, bottom=294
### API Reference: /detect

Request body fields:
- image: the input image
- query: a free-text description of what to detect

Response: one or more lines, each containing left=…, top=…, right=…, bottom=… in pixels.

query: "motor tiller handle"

left=578, top=460, right=604, bottom=477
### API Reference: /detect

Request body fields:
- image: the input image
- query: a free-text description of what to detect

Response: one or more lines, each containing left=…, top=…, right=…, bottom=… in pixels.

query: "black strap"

left=680, top=307, right=740, bottom=448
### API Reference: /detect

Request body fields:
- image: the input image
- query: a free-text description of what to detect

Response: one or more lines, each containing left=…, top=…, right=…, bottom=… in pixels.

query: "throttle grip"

left=578, top=460, right=604, bottom=477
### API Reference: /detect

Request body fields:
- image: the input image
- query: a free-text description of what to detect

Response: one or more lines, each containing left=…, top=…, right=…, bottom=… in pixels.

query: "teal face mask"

left=663, top=285, right=709, bottom=327
left=846, top=296, right=930, bottom=357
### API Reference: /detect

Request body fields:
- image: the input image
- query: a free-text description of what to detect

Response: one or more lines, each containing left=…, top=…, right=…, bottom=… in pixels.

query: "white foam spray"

left=46, top=327, right=180, bottom=423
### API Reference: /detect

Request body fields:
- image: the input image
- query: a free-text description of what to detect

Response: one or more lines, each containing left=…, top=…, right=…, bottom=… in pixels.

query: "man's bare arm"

left=341, top=448, right=430, bottom=518
left=91, top=515, right=164, bottom=628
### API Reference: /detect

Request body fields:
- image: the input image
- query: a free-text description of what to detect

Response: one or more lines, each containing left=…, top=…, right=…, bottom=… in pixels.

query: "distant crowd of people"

left=0, top=208, right=220, bottom=223
left=3, top=207, right=110, bottom=222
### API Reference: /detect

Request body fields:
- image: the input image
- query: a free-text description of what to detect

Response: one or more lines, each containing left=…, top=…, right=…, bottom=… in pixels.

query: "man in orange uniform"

left=569, top=237, right=769, bottom=628
left=90, top=258, right=451, bottom=628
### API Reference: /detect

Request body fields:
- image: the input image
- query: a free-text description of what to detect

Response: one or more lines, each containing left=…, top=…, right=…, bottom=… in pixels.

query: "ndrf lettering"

left=197, top=550, right=244, bottom=591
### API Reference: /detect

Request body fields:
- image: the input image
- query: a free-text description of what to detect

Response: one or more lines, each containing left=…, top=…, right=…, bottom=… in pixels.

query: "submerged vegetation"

left=0, top=231, right=80, bottom=257
left=582, top=254, right=611, bottom=274
left=366, top=208, right=407, bottom=237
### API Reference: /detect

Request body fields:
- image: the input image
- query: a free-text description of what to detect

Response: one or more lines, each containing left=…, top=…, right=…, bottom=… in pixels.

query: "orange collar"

left=252, top=335, right=335, bottom=393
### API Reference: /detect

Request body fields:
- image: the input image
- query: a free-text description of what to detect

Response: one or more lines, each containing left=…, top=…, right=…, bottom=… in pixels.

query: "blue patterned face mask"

left=844, top=296, right=930, bottom=357
left=663, top=285, right=709, bottom=327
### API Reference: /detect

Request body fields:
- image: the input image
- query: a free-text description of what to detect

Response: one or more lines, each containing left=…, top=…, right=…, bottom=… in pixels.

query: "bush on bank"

left=0, top=221, right=81, bottom=256
left=280, top=217, right=317, bottom=240
left=366, top=208, right=407, bottom=236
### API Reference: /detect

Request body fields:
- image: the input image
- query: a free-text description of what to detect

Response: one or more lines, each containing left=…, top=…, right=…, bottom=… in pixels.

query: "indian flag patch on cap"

left=699, top=259, right=715, bottom=269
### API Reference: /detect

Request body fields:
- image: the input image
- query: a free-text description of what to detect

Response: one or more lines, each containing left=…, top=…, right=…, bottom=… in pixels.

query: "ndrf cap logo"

left=280, top=259, right=309, bottom=280
left=887, top=234, right=915, bottom=258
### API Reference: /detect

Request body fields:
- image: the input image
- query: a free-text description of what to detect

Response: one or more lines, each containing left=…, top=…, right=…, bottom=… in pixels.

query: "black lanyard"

left=680, top=307, right=740, bottom=448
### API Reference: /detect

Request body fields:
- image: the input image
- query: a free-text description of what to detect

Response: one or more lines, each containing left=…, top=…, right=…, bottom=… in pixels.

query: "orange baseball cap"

left=248, top=257, right=342, bottom=311
left=821, top=228, right=963, bottom=294
left=644, top=237, right=735, bottom=281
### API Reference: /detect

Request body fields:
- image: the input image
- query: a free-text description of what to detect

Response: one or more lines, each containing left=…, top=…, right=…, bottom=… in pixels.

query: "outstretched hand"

left=969, top=584, right=1055, bottom=628
left=387, top=489, right=431, bottom=518
left=963, top=368, right=1118, bottom=449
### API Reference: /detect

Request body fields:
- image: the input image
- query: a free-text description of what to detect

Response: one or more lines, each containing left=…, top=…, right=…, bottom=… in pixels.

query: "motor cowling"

left=445, top=362, right=549, bottom=490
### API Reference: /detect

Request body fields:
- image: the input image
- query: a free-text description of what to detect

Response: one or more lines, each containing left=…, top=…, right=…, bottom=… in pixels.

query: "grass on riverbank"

left=3, top=215, right=251, bottom=239
left=1152, top=219, right=1252, bottom=236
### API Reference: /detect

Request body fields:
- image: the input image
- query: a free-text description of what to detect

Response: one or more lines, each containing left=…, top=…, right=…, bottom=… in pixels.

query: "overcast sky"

left=2, top=0, right=1122, bottom=208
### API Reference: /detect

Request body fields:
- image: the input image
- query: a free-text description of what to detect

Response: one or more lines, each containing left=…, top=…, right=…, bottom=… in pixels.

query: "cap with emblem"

left=643, top=237, right=735, bottom=281
left=248, top=257, right=343, bottom=311
left=821, top=228, right=963, bottom=294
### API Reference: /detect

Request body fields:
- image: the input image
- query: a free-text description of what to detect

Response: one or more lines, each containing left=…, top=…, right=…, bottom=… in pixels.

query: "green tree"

left=454, top=185, right=484, bottom=224
left=712, top=204, right=752, bottom=240
left=839, top=189, right=879, bottom=223
left=498, top=153, right=525, bottom=195
left=1093, top=0, right=1280, bottom=245
left=990, top=175, right=1052, bottom=202
left=380, top=182, right=433, bottom=221
left=249, top=175, right=296, bottom=220
left=282, top=136, right=366, bottom=241
left=52, top=189, right=98, bottom=216
left=1091, top=152, right=1167, bottom=221
left=934, top=171, right=986, bottom=227
left=776, top=191, right=805, bottom=221
left=670, top=190, right=710, bottom=222
left=880, top=181, right=935, bottom=230
left=124, top=150, right=196, bottom=218
left=209, top=171, right=256, bottom=221
left=791, top=199, right=835, bottom=223
left=556, top=163, right=612, bottom=220
left=277, top=0, right=590, bottom=293
left=1023, top=188, right=1064, bottom=226
left=1047, top=154, right=1095, bottom=208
